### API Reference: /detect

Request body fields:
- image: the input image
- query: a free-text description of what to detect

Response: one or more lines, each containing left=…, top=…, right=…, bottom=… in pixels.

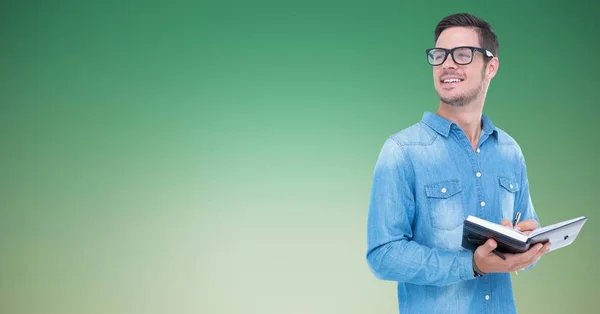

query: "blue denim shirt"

left=366, top=112, right=540, bottom=314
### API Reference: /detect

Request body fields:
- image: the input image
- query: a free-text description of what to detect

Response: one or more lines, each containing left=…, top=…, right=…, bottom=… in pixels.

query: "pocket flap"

left=425, top=180, right=462, bottom=199
left=498, top=176, right=520, bottom=193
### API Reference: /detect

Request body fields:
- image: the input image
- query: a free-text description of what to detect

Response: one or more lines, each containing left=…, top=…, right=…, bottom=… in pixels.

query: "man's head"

left=428, top=13, right=499, bottom=107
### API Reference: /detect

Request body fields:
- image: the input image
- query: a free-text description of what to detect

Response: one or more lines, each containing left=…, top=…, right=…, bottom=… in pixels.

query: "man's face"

left=433, top=27, right=489, bottom=107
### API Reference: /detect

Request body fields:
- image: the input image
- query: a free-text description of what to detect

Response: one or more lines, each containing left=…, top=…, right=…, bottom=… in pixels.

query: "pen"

left=512, top=211, right=522, bottom=276
left=491, top=214, right=521, bottom=262
left=512, top=212, right=522, bottom=229
left=492, top=249, right=506, bottom=260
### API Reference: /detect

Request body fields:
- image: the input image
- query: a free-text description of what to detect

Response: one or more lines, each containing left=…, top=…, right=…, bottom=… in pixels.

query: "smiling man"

left=366, top=13, right=551, bottom=314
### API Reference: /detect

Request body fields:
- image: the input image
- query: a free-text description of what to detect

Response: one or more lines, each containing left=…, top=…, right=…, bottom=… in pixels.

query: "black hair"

left=435, top=13, right=499, bottom=57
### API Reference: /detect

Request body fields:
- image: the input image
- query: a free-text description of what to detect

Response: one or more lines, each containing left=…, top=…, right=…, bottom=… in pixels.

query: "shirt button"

left=510, top=184, right=514, bottom=189
left=480, top=201, right=486, bottom=207
left=477, top=148, right=481, bottom=153
left=485, top=294, right=490, bottom=300
left=476, top=172, right=482, bottom=178
left=441, top=188, right=447, bottom=193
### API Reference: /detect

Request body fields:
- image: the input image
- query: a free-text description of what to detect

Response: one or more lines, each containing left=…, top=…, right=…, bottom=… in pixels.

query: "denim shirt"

left=366, top=112, right=539, bottom=314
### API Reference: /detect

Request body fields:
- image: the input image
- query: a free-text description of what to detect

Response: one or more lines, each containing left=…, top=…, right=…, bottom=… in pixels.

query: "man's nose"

left=442, top=54, right=458, bottom=69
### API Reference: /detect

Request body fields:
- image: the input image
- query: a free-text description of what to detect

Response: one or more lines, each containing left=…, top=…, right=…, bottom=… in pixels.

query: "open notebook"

left=461, top=215, right=587, bottom=254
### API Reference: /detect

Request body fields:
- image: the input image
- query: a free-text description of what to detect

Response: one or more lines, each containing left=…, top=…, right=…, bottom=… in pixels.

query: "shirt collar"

left=480, top=114, right=498, bottom=139
left=421, top=112, right=498, bottom=138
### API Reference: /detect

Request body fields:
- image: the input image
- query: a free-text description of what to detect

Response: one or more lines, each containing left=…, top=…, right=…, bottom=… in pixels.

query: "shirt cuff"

left=459, top=250, right=476, bottom=280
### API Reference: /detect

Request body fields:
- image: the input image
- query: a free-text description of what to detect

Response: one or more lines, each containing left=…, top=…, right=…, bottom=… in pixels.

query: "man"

left=366, top=13, right=551, bottom=314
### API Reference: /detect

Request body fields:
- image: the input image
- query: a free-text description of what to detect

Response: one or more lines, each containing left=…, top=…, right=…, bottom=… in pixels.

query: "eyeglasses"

left=425, top=46, right=494, bottom=66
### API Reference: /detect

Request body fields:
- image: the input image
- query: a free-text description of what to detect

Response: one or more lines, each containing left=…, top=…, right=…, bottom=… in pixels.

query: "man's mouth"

left=442, top=78, right=464, bottom=83
left=440, top=77, right=464, bottom=88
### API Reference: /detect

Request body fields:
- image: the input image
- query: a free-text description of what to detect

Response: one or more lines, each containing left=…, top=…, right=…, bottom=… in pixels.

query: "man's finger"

left=515, top=219, right=538, bottom=232
left=514, top=242, right=550, bottom=270
left=508, top=243, right=541, bottom=266
left=520, top=243, right=544, bottom=263
left=532, top=242, right=551, bottom=260
left=500, top=219, right=513, bottom=228
left=478, top=238, right=498, bottom=255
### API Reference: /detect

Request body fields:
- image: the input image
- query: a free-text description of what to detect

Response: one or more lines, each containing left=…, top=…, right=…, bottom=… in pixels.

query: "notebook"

left=461, top=215, right=587, bottom=254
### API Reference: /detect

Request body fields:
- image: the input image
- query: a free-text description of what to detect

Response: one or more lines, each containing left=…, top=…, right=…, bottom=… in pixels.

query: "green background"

left=1, top=0, right=598, bottom=313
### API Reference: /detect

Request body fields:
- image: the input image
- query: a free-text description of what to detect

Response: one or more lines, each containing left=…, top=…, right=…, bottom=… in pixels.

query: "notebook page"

left=529, top=217, right=586, bottom=238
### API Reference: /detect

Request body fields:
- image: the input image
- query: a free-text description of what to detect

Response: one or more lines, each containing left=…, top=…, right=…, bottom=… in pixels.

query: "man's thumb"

left=485, top=239, right=497, bottom=252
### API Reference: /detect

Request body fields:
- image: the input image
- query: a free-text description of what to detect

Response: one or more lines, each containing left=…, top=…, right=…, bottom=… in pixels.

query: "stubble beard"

left=438, top=67, right=486, bottom=107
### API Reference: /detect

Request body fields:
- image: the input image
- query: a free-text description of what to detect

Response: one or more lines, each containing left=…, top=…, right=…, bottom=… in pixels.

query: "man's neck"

left=436, top=103, right=483, bottom=150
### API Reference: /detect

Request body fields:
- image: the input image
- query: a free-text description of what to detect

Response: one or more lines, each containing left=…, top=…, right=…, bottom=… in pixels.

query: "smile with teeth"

left=442, top=78, right=464, bottom=83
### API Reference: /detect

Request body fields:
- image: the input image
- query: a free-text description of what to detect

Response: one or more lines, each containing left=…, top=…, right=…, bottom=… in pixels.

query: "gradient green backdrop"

left=1, top=1, right=598, bottom=313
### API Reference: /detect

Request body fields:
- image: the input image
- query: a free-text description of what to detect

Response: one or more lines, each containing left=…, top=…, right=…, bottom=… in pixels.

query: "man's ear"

left=486, top=57, right=499, bottom=81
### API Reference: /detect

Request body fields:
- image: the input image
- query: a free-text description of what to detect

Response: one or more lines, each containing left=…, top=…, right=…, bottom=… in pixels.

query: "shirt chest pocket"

left=424, top=180, right=465, bottom=231
left=498, top=176, right=520, bottom=219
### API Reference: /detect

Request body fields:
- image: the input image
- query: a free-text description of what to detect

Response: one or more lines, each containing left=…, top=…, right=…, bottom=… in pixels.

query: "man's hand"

left=473, top=218, right=551, bottom=274
left=473, top=238, right=550, bottom=273
left=500, top=218, right=538, bottom=235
